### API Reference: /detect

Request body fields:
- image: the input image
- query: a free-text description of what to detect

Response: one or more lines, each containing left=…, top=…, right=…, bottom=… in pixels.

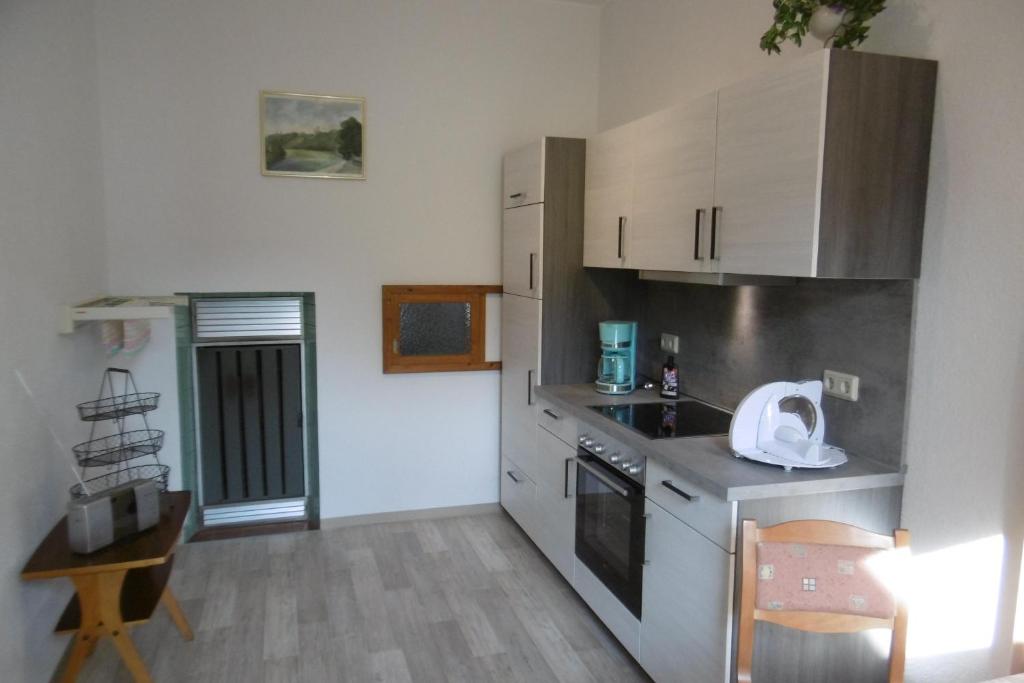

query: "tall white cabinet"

left=500, top=137, right=628, bottom=571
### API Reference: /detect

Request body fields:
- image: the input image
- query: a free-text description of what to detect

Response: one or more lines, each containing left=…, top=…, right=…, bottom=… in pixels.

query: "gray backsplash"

left=629, top=279, right=915, bottom=468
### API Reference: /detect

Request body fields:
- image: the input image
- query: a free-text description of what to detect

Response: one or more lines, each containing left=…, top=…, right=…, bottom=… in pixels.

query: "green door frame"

left=174, top=292, right=320, bottom=540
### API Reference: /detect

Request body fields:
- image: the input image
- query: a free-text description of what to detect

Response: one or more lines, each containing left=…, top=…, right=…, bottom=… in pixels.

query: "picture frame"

left=260, top=90, right=366, bottom=180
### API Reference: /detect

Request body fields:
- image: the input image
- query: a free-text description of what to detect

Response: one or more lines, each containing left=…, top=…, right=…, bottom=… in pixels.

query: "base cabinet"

left=640, top=499, right=733, bottom=683
left=531, top=426, right=576, bottom=581
left=500, top=455, right=536, bottom=538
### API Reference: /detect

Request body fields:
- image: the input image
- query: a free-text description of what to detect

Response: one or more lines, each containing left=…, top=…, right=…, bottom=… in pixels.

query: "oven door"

left=575, top=451, right=646, bottom=619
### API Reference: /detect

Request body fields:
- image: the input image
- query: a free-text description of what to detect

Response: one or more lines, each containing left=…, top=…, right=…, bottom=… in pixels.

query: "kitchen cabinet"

left=583, top=122, right=634, bottom=268
left=584, top=49, right=937, bottom=279
left=501, top=138, right=631, bottom=503
left=503, top=139, right=544, bottom=209
left=500, top=455, right=536, bottom=537
left=530, top=426, right=576, bottom=581
left=640, top=499, right=732, bottom=683
left=629, top=93, right=718, bottom=272
left=502, top=203, right=543, bottom=299
left=500, top=293, right=541, bottom=476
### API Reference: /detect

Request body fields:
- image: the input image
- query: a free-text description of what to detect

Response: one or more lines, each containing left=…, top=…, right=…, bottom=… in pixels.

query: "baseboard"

left=320, top=502, right=500, bottom=529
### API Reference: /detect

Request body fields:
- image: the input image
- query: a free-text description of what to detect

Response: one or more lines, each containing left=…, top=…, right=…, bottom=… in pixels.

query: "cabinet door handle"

left=694, top=208, right=706, bottom=261
left=642, top=513, right=651, bottom=565
left=662, top=480, right=701, bottom=502
left=542, top=408, right=560, bottom=420
left=526, top=369, right=534, bottom=406
left=509, top=192, right=523, bottom=199
left=617, top=216, right=626, bottom=259
left=506, top=470, right=523, bottom=484
left=528, top=252, right=536, bottom=291
left=710, top=206, right=722, bottom=261
left=564, top=457, right=574, bottom=499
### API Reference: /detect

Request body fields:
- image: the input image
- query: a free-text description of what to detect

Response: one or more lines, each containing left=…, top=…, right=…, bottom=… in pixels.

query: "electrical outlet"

left=823, top=370, right=860, bottom=402
left=660, top=333, right=679, bottom=354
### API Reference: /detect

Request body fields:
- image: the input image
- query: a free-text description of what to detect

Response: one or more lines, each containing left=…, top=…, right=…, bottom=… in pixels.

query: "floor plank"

left=72, top=511, right=650, bottom=682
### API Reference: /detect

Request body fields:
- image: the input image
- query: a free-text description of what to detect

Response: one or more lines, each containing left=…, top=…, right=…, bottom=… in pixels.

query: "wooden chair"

left=737, top=519, right=910, bottom=683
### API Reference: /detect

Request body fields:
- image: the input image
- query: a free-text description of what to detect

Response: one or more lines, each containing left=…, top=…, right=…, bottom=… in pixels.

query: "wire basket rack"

left=70, top=368, right=169, bottom=498
left=72, top=429, right=165, bottom=467
left=77, top=392, right=159, bottom=422
left=70, top=464, right=170, bottom=499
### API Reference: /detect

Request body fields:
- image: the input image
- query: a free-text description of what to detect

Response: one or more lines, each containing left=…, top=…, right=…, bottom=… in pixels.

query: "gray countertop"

left=534, top=384, right=904, bottom=502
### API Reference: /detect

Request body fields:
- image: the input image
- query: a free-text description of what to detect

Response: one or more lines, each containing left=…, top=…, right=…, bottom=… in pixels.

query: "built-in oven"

left=575, top=432, right=646, bottom=619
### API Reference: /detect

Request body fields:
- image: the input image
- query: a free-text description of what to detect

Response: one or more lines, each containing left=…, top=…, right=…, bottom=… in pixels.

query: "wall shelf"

left=58, top=295, right=187, bottom=334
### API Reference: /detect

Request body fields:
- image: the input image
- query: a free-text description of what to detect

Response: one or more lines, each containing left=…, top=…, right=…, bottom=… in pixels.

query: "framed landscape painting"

left=260, top=90, right=365, bottom=179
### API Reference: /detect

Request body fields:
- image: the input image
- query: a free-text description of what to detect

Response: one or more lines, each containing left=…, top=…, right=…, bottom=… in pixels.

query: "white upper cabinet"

left=582, top=50, right=936, bottom=280
left=502, top=203, right=543, bottom=299
left=583, top=121, right=635, bottom=268
left=503, top=139, right=545, bottom=209
left=629, top=93, right=718, bottom=272
left=713, top=52, right=828, bottom=277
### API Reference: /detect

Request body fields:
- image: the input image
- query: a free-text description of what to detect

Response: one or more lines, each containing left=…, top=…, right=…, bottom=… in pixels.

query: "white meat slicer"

left=729, top=380, right=847, bottom=470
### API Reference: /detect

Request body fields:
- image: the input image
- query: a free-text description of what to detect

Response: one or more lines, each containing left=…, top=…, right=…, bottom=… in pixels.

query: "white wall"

left=597, top=1, right=1024, bottom=681
left=0, top=0, right=110, bottom=680
left=92, top=0, right=601, bottom=519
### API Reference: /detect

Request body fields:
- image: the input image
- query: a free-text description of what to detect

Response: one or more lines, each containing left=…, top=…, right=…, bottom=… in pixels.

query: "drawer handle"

left=542, top=409, right=560, bottom=420
left=506, top=470, right=524, bottom=484
left=662, top=480, right=700, bottom=502
left=509, top=192, right=524, bottom=199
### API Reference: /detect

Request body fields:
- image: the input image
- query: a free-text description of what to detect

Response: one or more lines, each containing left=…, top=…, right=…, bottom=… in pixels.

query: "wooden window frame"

left=382, top=285, right=502, bottom=374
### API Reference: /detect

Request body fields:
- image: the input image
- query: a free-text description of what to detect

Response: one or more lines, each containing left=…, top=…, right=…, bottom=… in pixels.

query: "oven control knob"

left=620, top=461, right=633, bottom=470
left=609, top=453, right=622, bottom=463
left=583, top=438, right=596, bottom=448
left=578, top=434, right=589, bottom=444
left=594, top=444, right=606, bottom=454
left=628, top=465, right=643, bottom=475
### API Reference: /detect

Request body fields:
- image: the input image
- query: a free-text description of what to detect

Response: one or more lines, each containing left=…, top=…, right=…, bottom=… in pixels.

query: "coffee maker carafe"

left=596, top=321, right=638, bottom=395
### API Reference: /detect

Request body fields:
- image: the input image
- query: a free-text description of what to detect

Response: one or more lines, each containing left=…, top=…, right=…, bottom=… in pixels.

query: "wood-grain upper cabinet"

left=583, top=49, right=937, bottom=279
left=640, top=499, right=733, bottom=683
left=583, top=122, right=634, bottom=268
left=502, top=203, right=543, bottom=299
left=629, top=93, right=718, bottom=272
left=503, top=140, right=544, bottom=209
left=713, top=52, right=827, bottom=277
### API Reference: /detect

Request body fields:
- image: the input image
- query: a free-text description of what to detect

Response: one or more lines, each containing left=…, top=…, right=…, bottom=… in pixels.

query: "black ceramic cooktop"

left=589, top=399, right=733, bottom=440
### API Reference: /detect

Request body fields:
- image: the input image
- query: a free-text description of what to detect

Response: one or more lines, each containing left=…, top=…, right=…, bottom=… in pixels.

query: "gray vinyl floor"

left=75, top=510, right=650, bottom=682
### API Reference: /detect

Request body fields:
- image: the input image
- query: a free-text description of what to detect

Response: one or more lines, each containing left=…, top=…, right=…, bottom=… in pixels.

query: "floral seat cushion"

left=755, top=541, right=896, bottom=620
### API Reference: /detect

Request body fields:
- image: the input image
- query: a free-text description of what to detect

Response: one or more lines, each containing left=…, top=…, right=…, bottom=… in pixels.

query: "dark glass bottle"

left=661, top=355, right=679, bottom=399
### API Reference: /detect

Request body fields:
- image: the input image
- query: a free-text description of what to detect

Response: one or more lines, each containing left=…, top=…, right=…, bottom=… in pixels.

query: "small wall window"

left=382, top=285, right=501, bottom=374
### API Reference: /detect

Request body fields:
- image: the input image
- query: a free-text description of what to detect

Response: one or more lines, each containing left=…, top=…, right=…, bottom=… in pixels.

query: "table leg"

left=60, top=574, right=101, bottom=683
left=160, top=587, right=194, bottom=641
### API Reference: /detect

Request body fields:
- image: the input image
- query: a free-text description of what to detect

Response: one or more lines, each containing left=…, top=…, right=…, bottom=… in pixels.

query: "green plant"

left=760, top=0, right=886, bottom=54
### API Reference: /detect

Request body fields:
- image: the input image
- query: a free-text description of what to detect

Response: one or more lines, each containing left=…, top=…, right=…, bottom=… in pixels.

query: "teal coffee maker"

left=595, top=321, right=638, bottom=395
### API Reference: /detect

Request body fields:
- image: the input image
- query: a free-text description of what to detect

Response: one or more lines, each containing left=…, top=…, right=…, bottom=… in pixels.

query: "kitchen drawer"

left=503, top=140, right=544, bottom=209
left=645, top=458, right=736, bottom=552
left=500, top=455, right=537, bottom=537
left=536, top=398, right=578, bottom=448
left=535, top=425, right=576, bottom=498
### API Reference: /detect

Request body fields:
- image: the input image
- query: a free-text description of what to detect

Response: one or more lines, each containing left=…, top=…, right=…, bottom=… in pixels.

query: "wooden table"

left=22, top=491, right=194, bottom=683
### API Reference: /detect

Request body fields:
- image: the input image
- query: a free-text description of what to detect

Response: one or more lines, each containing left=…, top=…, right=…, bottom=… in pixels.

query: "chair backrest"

left=736, top=519, right=910, bottom=683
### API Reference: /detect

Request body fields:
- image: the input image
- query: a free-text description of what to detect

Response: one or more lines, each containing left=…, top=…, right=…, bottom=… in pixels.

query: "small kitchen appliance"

left=595, top=321, right=638, bottom=395
left=67, top=479, right=160, bottom=554
left=729, top=380, right=847, bottom=470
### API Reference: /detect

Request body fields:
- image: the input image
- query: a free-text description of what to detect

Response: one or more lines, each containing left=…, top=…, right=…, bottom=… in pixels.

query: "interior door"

left=502, top=204, right=543, bottom=299
left=584, top=121, right=634, bottom=268
left=713, top=51, right=828, bottom=277
left=197, top=344, right=305, bottom=506
left=629, top=93, right=718, bottom=272
left=500, top=293, right=541, bottom=478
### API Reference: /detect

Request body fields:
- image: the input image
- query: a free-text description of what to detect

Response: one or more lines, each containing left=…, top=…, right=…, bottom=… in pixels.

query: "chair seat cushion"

left=756, top=541, right=897, bottom=619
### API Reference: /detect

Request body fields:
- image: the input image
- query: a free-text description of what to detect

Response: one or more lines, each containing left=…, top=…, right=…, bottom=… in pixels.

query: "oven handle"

left=576, top=457, right=631, bottom=498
